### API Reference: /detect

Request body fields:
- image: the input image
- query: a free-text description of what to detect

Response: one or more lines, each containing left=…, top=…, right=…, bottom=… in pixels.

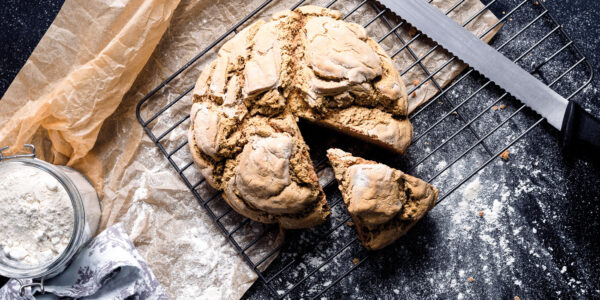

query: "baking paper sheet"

left=0, top=0, right=498, bottom=298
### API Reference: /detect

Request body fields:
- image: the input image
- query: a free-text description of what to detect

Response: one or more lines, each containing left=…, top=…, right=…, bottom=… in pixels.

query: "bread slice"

left=326, top=148, right=438, bottom=250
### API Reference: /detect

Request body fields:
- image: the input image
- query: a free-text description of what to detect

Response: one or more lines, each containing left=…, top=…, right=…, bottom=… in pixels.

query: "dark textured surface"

left=1, top=0, right=599, bottom=299
left=0, top=0, right=65, bottom=98
left=245, top=0, right=600, bottom=298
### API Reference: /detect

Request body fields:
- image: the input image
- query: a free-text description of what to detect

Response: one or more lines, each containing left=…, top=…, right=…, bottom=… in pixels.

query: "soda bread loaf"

left=326, top=148, right=438, bottom=250
left=189, top=5, right=411, bottom=228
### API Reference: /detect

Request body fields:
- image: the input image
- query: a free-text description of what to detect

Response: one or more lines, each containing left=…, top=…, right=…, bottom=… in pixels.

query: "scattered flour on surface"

left=435, top=160, right=448, bottom=171
left=462, top=177, right=481, bottom=201
left=514, top=279, right=522, bottom=287
left=514, top=179, right=535, bottom=197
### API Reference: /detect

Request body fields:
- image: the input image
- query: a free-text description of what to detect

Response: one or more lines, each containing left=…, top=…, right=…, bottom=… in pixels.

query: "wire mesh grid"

left=135, top=0, right=593, bottom=298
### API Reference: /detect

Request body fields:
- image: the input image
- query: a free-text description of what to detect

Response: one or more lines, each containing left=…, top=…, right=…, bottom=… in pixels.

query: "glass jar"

left=0, top=145, right=101, bottom=294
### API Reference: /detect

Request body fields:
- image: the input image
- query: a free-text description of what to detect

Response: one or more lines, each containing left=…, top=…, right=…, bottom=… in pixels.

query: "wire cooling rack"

left=135, top=0, right=593, bottom=298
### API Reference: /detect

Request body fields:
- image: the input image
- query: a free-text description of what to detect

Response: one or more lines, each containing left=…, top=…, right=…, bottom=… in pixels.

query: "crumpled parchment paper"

left=0, top=0, right=498, bottom=299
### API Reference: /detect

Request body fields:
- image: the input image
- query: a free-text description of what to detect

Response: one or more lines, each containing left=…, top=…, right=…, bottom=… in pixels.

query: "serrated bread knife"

left=379, top=0, right=600, bottom=160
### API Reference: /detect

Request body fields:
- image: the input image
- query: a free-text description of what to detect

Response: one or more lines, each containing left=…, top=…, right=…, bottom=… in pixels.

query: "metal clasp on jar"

left=16, top=278, right=45, bottom=296
left=0, top=144, right=36, bottom=161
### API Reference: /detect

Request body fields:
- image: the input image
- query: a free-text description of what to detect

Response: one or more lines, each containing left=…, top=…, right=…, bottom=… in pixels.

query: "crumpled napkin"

left=0, top=224, right=167, bottom=300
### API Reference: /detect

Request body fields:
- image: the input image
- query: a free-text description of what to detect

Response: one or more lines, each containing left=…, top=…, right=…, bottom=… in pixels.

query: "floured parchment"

left=0, top=0, right=498, bottom=299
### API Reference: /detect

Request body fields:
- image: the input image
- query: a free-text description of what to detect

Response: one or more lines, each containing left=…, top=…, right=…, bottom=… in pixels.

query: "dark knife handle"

left=561, top=101, right=600, bottom=162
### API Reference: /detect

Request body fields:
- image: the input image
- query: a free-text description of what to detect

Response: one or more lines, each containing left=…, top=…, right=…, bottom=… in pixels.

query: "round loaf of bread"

left=189, top=5, right=411, bottom=229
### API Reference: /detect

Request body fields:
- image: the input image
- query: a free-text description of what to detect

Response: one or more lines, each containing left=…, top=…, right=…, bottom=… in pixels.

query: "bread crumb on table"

left=412, top=80, right=420, bottom=86
left=479, top=211, right=484, bottom=217
left=500, top=150, right=510, bottom=161
left=352, top=258, right=360, bottom=264
left=514, top=297, right=520, bottom=300
left=499, top=104, right=507, bottom=109
left=468, top=277, right=474, bottom=283
left=411, top=91, right=417, bottom=98
left=408, top=27, right=417, bottom=37
left=346, top=221, right=354, bottom=227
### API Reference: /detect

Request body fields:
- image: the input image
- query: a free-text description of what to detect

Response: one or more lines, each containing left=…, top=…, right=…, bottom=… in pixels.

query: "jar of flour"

left=0, top=144, right=101, bottom=293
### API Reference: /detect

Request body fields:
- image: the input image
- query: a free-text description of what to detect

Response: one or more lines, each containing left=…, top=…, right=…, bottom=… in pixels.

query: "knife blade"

left=377, top=0, right=600, bottom=160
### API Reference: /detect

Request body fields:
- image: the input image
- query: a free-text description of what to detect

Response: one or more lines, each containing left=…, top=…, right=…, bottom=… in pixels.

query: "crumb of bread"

left=500, top=104, right=507, bottom=109
left=346, top=221, right=354, bottom=227
left=493, top=105, right=498, bottom=111
left=514, top=297, right=520, bottom=300
left=411, top=91, right=417, bottom=97
left=479, top=211, right=484, bottom=217
left=412, top=80, right=420, bottom=86
left=408, top=27, right=417, bottom=37
left=352, top=258, right=359, bottom=264
left=468, top=277, right=474, bottom=283
left=452, top=111, right=458, bottom=115
left=500, top=150, right=509, bottom=161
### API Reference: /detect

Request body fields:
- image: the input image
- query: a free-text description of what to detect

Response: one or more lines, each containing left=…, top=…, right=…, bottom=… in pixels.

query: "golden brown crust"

left=188, top=128, right=224, bottom=189
left=326, top=148, right=438, bottom=250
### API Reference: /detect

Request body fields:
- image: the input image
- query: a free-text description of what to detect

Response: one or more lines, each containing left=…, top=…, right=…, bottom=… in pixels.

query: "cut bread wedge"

left=326, top=148, right=438, bottom=250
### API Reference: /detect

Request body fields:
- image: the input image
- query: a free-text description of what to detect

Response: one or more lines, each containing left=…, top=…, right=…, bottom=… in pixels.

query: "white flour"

left=462, top=177, right=481, bottom=201
left=0, top=166, right=74, bottom=265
